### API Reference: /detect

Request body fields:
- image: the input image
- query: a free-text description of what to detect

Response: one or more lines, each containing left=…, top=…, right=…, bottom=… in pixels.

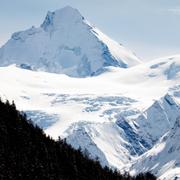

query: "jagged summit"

left=54, top=5, right=82, bottom=16
left=0, top=6, right=141, bottom=77
left=41, top=6, right=84, bottom=31
left=55, top=5, right=81, bottom=15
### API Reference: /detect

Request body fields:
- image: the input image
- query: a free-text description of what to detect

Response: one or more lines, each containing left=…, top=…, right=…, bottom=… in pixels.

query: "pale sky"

left=0, top=0, right=180, bottom=60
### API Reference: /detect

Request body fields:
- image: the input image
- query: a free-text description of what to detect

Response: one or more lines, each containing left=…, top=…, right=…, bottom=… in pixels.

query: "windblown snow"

left=0, top=6, right=180, bottom=179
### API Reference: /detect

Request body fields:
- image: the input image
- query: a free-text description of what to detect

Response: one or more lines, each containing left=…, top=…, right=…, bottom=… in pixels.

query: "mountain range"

left=0, top=6, right=179, bottom=179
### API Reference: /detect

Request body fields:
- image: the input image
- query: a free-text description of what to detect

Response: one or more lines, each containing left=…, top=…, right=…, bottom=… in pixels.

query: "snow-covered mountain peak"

left=0, top=6, right=141, bottom=77
left=54, top=6, right=82, bottom=17
left=41, top=6, right=84, bottom=31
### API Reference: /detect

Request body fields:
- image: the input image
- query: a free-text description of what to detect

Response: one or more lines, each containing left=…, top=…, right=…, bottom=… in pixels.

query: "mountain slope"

left=1, top=99, right=157, bottom=180
left=0, top=54, right=179, bottom=177
left=129, top=117, right=180, bottom=180
left=136, top=94, right=180, bottom=144
left=0, top=8, right=180, bottom=176
left=0, top=6, right=141, bottom=77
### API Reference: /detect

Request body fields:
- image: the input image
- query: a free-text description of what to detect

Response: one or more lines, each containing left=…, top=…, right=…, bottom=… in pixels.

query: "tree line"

left=0, top=99, right=156, bottom=180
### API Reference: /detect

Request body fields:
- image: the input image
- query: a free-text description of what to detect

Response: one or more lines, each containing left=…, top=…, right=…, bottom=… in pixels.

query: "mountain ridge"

left=0, top=6, right=180, bottom=179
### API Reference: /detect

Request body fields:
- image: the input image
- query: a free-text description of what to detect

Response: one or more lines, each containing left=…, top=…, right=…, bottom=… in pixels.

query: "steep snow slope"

left=0, top=6, right=141, bottom=77
left=62, top=122, right=134, bottom=169
left=129, top=117, right=180, bottom=179
left=136, top=94, right=180, bottom=144
left=0, top=55, right=179, bottom=175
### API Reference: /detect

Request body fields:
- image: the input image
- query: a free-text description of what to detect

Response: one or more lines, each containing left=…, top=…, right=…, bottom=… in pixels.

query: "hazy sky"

left=0, top=0, right=180, bottom=60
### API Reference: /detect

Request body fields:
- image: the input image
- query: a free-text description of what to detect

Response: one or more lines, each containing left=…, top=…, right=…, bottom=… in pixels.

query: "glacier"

left=0, top=6, right=180, bottom=179
left=0, top=54, right=179, bottom=179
